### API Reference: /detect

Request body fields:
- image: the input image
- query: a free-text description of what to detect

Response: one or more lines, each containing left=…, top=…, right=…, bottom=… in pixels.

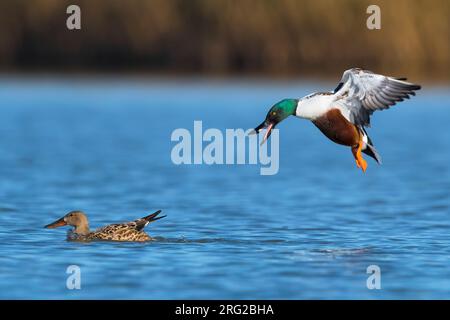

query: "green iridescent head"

left=253, top=99, right=298, bottom=143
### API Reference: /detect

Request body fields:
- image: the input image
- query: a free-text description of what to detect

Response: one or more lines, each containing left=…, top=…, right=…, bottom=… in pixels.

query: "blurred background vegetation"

left=0, top=0, right=448, bottom=80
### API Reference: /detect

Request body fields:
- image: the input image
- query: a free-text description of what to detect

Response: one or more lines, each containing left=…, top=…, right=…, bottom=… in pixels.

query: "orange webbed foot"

left=352, top=139, right=368, bottom=173
left=355, top=157, right=368, bottom=172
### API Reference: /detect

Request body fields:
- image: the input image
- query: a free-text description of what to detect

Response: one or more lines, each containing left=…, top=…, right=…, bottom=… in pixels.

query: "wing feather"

left=334, top=68, right=421, bottom=126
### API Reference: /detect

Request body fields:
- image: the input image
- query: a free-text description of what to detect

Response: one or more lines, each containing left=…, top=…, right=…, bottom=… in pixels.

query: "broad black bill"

left=253, top=120, right=267, bottom=134
left=249, top=120, right=275, bottom=145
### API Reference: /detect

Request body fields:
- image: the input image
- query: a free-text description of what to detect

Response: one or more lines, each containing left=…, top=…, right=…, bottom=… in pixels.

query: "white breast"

left=295, top=93, right=336, bottom=120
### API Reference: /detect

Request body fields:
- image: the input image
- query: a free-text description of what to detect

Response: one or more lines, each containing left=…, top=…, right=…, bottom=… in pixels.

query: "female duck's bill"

left=45, top=217, right=67, bottom=228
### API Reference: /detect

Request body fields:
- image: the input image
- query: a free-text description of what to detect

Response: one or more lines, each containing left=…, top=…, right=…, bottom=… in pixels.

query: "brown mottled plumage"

left=45, top=210, right=165, bottom=242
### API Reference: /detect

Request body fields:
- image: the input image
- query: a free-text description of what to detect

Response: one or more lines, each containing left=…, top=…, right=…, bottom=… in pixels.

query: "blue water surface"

left=0, top=76, right=448, bottom=299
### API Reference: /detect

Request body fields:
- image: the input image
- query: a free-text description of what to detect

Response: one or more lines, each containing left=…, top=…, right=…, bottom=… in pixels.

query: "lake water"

left=0, top=76, right=449, bottom=299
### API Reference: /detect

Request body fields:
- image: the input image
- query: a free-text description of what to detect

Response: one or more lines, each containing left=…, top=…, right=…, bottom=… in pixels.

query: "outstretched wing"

left=334, top=68, right=421, bottom=127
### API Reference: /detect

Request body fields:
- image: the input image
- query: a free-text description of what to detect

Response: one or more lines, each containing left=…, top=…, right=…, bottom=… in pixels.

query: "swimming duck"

left=45, top=210, right=165, bottom=242
left=252, top=68, right=421, bottom=172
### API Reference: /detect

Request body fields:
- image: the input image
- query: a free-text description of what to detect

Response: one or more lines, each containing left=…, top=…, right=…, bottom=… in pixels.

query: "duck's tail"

left=135, top=210, right=166, bottom=230
left=363, top=144, right=382, bottom=164
left=360, top=127, right=382, bottom=164
left=142, top=210, right=165, bottom=222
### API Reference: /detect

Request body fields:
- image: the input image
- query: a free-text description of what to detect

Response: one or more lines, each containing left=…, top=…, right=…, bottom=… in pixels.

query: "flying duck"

left=45, top=210, right=165, bottom=242
left=252, top=68, right=421, bottom=172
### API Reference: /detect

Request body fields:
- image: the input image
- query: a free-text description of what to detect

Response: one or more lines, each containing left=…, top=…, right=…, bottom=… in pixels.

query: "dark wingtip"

left=393, top=77, right=421, bottom=91
left=333, top=82, right=344, bottom=93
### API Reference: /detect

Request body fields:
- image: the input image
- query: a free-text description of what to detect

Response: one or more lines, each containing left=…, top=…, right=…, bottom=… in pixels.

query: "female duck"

left=45, top=210, right=165, bottom=242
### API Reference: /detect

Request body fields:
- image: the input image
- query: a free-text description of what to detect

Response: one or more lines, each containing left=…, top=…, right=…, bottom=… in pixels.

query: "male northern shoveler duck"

left=252, top=68, right=421, bottom=172
left=45, top=210, right=165, bottom=242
